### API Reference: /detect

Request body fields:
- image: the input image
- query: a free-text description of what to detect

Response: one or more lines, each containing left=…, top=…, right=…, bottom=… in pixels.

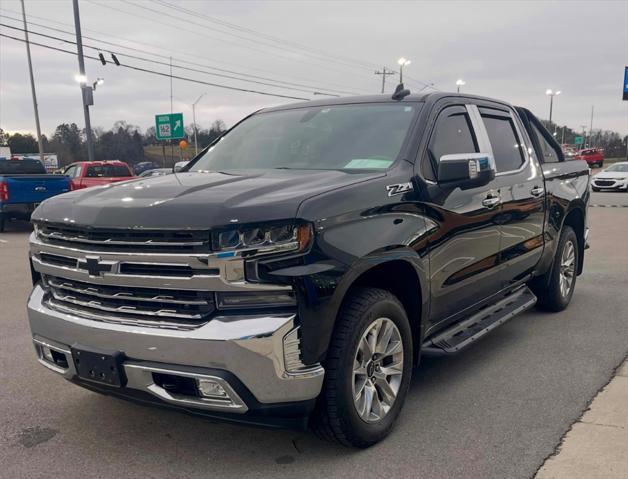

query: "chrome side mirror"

left=437, top=153, right=496, bottom=189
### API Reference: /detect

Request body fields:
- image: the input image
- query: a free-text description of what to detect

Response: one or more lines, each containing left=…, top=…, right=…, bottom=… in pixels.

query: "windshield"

left=0, top=159, right=46, bottom=174
left=86, top=165, right=132, bottom=177
left=189, top=103, right=419, bottom=172
left=605, top=163, right=628, bottom=173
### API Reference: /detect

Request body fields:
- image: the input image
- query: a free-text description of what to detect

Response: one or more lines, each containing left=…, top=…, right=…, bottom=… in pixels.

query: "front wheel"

left=532, top=226, right=578, bottom=312
left=312, top=287, right=413, bottom=448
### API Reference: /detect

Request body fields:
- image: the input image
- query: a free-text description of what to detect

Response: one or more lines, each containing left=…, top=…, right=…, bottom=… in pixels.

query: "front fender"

left=290, top=206, right=431, bottom=364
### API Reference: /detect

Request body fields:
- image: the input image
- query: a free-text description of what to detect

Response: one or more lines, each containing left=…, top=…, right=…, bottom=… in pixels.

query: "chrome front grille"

left=35, top=222, right=211, bottom=254
left=29, top=227, right=292, bottom=330
left=43, top=275, right=214, bottom=329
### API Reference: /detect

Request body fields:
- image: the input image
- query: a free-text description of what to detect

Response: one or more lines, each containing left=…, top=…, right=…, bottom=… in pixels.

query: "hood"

left=33, top=169, right=384, bottom=229
left=594, top=171, right=628, bottom=180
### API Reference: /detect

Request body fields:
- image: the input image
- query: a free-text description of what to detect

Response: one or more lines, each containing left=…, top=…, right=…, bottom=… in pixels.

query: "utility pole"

left=192, top=93, right=206, bottom=155
left=561, top=125, right=566, bottom=145
left=374, top=68, right=395, bottom=94
left=20, top=0, right=44, bottom=161
left=581, top=125, right=587, bottom=149
left=169, top=56, right=174, bottom=165
left=589, top=105, right=594, bottom=147
left=72, top=0, right=94, bottom=161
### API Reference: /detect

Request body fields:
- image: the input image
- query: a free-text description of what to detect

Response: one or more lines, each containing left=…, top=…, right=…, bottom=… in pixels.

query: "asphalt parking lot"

left=1, top=195, right=627, bottom=479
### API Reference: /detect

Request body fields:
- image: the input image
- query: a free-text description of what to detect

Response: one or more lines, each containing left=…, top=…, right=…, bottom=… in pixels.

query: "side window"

left=530, top=122, right=559, bottom=163
left=64, top=166, right=76, bottom=177
left=429, top=107, right=479, bottom=162
left=481, top=115, right=525, bottom=172
left=75, top=165, right=82, bottom=178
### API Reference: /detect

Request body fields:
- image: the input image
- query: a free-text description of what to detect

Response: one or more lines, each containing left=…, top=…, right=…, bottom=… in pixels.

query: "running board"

left=421, top=286, right=537, bottom=356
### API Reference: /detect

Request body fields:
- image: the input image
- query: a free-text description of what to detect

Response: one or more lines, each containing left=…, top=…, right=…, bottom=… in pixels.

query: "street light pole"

left=20, top=0, right=44, bottom=161
left=397, top=58, right=411, bottom=84
left=72, top=0, right=94, bottom=161
left=546, top=89, right=561, bottom=132
left=192, top=93, right=206, bottom=156
left=456, top=79, right=466, bottom=93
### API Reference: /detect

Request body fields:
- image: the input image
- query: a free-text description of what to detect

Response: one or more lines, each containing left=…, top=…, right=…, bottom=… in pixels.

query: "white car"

left=591, top=162, right=628, bottom=192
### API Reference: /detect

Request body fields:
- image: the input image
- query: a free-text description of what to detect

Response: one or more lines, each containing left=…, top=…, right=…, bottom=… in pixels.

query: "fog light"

left=42, top=346, right=54, bottom=363
left=197, top=379, right=228, bottom=398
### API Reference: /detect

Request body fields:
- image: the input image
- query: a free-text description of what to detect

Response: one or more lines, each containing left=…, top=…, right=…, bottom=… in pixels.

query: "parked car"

left=134, top=161, right=159, bottom=175
left=591, top=162, right=628, bottom=191
left=575, top=148, right=604, bottom=168
left=26, top=92, right=590, bottom=447
left=63, top=160, right=134, bottom=190
left=139, top=168, right=171, bottom=178
left=0, top=158, right=71, bottom=232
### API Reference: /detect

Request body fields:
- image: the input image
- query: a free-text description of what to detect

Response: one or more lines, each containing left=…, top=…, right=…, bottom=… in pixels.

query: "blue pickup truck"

left=0, top=158, right=71, bottom=232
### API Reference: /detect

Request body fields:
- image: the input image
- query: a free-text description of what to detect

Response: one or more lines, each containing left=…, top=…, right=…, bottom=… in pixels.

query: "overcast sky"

left=1, top=0, right=627, bottom=137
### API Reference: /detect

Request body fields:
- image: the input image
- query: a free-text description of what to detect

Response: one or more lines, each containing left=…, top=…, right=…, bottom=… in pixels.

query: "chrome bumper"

left=27, top=285, right=324, bottom=411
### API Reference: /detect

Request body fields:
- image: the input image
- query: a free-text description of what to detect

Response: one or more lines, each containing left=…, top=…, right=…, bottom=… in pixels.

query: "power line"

left=148, top=0, right=383, bottom=72
left=0, top=6, right=367, bottom=94
left=0, top=32, right=311, bottom=101
left=0, top=22, right=357, bottom=96
left=85, top=0, right=376, bottom=82
left=0, top=12, right=360, bottom=95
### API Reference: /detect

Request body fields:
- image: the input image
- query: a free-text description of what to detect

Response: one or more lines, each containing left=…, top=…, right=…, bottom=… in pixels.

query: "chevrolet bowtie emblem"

left=79, top=256, right=113, bottom=277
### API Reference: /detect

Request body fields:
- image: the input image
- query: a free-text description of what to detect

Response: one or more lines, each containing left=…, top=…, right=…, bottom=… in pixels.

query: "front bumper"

left=27, top=285, right=324, bottom=425
left=591, top=179, right=628, bottom=190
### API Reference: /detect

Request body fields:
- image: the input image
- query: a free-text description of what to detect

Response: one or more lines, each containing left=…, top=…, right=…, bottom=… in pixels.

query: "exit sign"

left=155, top=113, right=184, bottom=140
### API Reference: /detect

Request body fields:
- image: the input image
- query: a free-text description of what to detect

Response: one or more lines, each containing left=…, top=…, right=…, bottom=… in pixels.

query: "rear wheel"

left=532, top=226, right=578, bottom=312
left=312, top=287, right=413, bottom=448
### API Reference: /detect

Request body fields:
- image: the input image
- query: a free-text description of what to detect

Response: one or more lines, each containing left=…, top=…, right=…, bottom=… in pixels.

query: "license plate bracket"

left=71, top=345, right=126, bottom=387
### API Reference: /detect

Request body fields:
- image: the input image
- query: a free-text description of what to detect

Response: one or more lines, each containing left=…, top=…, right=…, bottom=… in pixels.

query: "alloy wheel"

left=352, top=317, right=404, bottom=423
left=559, top=240, right=576, bottom=298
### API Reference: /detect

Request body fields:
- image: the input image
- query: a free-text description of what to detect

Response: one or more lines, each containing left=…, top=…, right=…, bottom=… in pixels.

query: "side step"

left=421, top=286, right=537, bottom=356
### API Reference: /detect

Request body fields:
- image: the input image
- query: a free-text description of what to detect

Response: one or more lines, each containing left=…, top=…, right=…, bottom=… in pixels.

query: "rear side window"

left=429, top=108, right=478, bottom=162
left=482, top=115, right=525, bottom=172
left=530, top=123, right=560, bottom=163
left=86, top=165, right=132, bottom=177
left=0, top=159, right=46, bottom=174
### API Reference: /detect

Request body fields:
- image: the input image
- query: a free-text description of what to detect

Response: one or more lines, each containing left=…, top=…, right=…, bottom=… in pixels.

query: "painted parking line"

left=590, top=204, right=628, bottom=208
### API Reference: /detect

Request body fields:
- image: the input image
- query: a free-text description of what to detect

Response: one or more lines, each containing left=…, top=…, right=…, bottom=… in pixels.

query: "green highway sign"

left=574, top=136, right=584, bottom=145
left=155, top=113, right=184, bottom=140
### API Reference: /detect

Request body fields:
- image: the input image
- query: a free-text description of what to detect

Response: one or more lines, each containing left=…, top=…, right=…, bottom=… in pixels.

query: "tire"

left=592, top=187, right=600, bottom=192
left=0, top=213, right=5, bottom=233
left=532, top=226, right=578, bottom=312
left=311, top=287, right=413, bottom=448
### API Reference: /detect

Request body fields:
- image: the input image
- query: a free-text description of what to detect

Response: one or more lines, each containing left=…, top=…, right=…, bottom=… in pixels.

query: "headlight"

left=212, top=222, right=312, bottom=256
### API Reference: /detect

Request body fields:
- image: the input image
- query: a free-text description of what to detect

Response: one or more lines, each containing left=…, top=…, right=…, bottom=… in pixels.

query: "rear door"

left=421, top=103, right=504, bottom=324
left=477, top=104, right=546, bottom=290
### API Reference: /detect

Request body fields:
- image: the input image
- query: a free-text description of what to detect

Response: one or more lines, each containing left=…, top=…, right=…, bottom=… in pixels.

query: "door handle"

left=482, top=196, right=501, bottom=208
left=530, top=186, right=545, bottom=197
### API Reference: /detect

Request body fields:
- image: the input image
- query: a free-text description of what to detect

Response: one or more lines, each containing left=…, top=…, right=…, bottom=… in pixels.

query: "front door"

left=420, top=104, right=504, bottom=325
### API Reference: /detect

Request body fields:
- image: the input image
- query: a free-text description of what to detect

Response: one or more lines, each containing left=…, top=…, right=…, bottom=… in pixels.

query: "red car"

left=574, top=149, right=604, bottom=168
left=63, top=161, right=135, bottom=190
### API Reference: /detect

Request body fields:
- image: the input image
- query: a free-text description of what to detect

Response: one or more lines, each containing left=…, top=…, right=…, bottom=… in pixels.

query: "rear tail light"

left=0, top=181, right=8, bottom=201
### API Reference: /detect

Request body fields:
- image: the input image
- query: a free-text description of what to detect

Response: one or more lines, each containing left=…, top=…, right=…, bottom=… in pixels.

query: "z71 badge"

left=386, top=182, right=413, bottom=197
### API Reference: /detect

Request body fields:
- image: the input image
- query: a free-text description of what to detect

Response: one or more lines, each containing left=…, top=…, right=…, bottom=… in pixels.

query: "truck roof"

left=262, top=92, right=514, bottom=113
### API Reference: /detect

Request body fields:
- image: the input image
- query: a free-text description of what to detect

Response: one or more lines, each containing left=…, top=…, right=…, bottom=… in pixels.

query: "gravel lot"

left=1, top=202, right=627, bottom=479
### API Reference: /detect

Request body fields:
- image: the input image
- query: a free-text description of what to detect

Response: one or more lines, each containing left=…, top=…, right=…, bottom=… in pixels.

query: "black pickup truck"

left=26, top=92, right=589, bottom=447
